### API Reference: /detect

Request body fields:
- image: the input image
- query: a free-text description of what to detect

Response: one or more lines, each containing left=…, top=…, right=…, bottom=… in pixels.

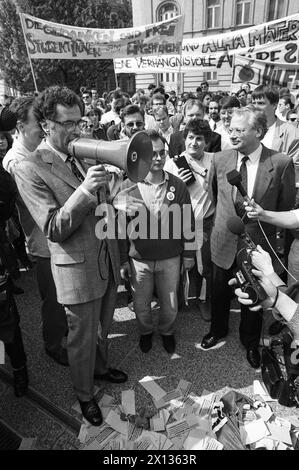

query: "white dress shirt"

left=236, top=144, right=262, bottom=199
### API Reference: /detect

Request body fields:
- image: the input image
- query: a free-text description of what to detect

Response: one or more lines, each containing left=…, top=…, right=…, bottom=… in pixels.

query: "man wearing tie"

left=14, top=86, right=127, bottom=426
left=200, top=107, right=295, bottom=368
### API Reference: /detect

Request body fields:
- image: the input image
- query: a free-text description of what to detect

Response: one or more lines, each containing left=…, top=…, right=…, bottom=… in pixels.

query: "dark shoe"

left=79, top=398, right=103, bottom=426
left=45, top=347, right=69, bottom=366
left=94, top=368, right=128, bottom=383
left=201, top=332, right=223, bottom=350
left=246, top=348, right=261, bottom=369
left=268, top=320, right=286, bottom=336
left=139, top=334, right=153, bottom=353
left=13, top=366, right=28, bottom=397
left=162, top=335, right=176, bottom=354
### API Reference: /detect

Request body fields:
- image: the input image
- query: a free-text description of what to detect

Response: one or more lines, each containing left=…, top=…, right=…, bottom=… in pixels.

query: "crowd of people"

left=1, top=79, right=299, bottom=426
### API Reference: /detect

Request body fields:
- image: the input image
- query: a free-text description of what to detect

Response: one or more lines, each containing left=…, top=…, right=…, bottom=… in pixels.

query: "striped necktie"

left=67, top=155, right=85, bottom=184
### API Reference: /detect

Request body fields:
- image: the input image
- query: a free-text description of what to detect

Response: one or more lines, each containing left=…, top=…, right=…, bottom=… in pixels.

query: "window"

left=207, top=0, right=221, bottom=29
left=236, top=0, right=251, bottom=25
left=157, top=2, right=179, bottom=22
left=267, top=0, right=285, bottom=21
left=203, top=71, right=218, bottom=82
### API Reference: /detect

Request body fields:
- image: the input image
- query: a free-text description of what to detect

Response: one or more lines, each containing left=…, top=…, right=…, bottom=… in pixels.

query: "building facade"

left=131, top=0, right=299, bottom=94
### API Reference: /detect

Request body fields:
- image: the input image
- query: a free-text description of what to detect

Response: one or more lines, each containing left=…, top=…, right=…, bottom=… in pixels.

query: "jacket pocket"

left=52, top=252, right=85, bottom=265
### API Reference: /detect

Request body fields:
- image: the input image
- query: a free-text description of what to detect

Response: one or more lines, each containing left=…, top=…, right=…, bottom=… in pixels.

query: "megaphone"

left=68, top=131, right=153, bottom=183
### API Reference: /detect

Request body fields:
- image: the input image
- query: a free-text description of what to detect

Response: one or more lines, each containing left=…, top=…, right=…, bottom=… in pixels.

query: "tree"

left=0, top=0, right=133, bottom=94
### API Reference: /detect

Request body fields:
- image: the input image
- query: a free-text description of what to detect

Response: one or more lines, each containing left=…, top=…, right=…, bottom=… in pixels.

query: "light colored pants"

left=131, top=256, right=180, bottom=336
left=64, top=274, right=117, bottom=401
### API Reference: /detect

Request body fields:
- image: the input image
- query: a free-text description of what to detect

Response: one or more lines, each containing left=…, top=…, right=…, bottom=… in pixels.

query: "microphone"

left=227, top=216, right=256, bottom=250
left=226, top=169, right=251, bottom=203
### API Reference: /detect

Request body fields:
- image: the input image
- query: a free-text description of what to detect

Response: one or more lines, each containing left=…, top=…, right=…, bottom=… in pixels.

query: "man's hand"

left=177, top=168, right=194, bottom=184
left=183, top=257, right=195, bottom=271
left=120, top=261, right=131, bottom=281
left=251, top=245, right=274, bottom=277
left=81, top=164, right=108, bottom=193
left=229, top=268, right=277, bottom=311
left=244, top=199, right=264, bottom=220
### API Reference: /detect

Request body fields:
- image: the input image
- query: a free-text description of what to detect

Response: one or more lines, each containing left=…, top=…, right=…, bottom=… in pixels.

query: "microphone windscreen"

left=227, top=216, right=245, bottom=235
left=227, top=169, right=242, bottom=186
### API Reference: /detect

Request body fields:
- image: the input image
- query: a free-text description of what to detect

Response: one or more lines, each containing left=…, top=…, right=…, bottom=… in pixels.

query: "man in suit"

left=168, top=99, right=221, bottom=158
left=201, top=107, right=296, bottom=368
left=14, top=86, right=127, bottom=426
left=3, top=96, right=69, bottom=366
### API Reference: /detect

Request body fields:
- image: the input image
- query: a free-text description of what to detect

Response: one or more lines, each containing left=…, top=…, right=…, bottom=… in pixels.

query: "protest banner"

left=114, top=13, right=299, bottom=74
left=232, top=55, right=299, bottom=89
left=19, top=12, right=184, bottom=60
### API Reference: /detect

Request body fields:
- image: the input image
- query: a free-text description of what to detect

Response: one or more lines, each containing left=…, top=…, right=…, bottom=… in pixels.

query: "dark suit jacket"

left=210, top=145, right=296, bottom=270
left=169, top=129, right=221, bottom=158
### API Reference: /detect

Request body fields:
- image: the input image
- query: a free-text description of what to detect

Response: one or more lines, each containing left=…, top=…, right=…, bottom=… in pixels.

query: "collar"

left=143, top=170, right=169, bottom=185
left=238, top=144, right=262, bottom=164
left=45, top=138, right=68, bottom=162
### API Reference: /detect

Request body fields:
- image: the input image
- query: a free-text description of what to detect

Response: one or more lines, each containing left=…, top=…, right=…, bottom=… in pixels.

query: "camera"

left=234, top=247, right=268, bottom=306
left=173, top=154, right=196, bottom=185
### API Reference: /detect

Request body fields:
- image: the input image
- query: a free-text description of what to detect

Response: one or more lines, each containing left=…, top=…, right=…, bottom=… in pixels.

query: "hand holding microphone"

left=244, top=199, right=265, bottom=220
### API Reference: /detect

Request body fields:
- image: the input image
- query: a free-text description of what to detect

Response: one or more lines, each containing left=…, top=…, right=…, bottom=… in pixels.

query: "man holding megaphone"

left=13, top=86, right=152, bottom=426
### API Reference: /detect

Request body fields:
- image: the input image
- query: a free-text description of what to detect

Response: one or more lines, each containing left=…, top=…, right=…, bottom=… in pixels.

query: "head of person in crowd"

left=181, top=92, right=192, bottom=103
left=176, top=97, right=184, bottom=114
left=196, top=86, right=202, bottom=98
left=241, top=82, right=251, bottom=93
left=38, top=85, right=85, bottom=155
left=201, top=81, right=209, bottom=93
left=147, top=130, right=167, bottom=174
left=277, top=96, right=293, bottom=118
left=246, top=91, right=252, bottom=105
left=228, top=107, right=267, bottom=154
left=150, top=92, right=166, bottom=111
left=147, top=83, right=156, bottom=97
left=87, top=107, right=102, bottom=130
left=279, top=87, right=291, bottom=98
left=113, top=96, right=131, bottom=117
left=10, top=96, right=44, bottom=152
left=81, top=90, right=92, bottom=109
left=0, top=131, right=13, bottom=161
left=236, top=88, right=247, bottom=107
left=131, top=93, right=148, bottom=113
left=208, top=100, right=220, bottom=122
left=183, top=99, right=205, bottom=125
left=168, top=90, right=177, bottom=106
left=107, top=90, right=123, bottom=111
left=202, top=92, right=213, bottom=110
left=219, top=95, right=241, bottom=129
left=286, top=108, right=299, bottom=128
left=136, top=88, right=145, bottom=96
left=0, top=105, right=17, bottom=132
left=183, top=118, right=212, bottom=160
left=153, top=105, right=171, bottom=133
left=1, top=94, right=14, bottom=107
left=251, top=85, right=279, bottom=125
left=121, top=104, right=145, bottom=138
left=91, top=88, right=99, bottom=102
left=80, top=116, right=94, bottom=138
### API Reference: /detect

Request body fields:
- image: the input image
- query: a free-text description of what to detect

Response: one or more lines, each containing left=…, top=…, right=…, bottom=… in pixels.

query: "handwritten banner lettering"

left=19, top=13, right=184, bottom=60
left=114, top=14, right=299, bottom=74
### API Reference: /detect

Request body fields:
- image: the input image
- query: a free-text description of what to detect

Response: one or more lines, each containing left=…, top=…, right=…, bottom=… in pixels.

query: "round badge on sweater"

left=167, top=192, right=175, bottom=201
left=169, top=186, right=175, bottom=192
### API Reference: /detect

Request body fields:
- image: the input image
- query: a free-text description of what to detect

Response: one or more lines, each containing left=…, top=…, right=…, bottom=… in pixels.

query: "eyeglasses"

left=125, top=121, right=144, bottom=128
left=152, top=149, right=167, bottom=159
left=50, top=119, right=87, bottom=131
left=227, top=127, right=249, bottom=136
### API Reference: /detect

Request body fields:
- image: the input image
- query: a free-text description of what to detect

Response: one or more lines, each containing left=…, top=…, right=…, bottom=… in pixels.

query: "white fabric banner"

left=114, top=13, right=299, bottom=73
left=19, top=13, right=184, bottom=60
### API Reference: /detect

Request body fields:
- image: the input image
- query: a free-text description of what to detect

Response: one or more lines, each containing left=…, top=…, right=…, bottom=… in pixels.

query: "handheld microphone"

left=227, top=216, right=268, bottom=305
left=227, top=216, right=256, bottom=250
left=226, top=169, right=251, bottom=203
